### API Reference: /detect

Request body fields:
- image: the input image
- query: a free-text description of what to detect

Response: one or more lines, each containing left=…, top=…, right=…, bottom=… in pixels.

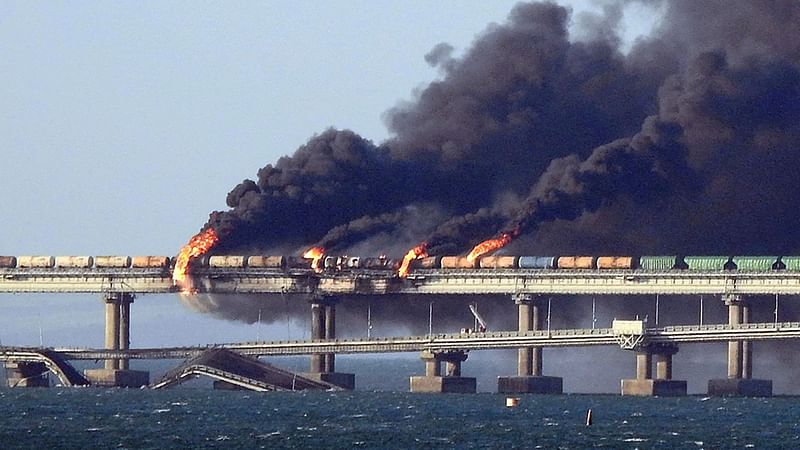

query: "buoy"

left=586, top=408, right=593, bottom=426
left=506, top=397, right=519, bottom=408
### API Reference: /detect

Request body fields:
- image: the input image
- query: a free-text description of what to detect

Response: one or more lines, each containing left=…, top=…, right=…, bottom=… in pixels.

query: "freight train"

left=3, top=254, right=800, bottom=273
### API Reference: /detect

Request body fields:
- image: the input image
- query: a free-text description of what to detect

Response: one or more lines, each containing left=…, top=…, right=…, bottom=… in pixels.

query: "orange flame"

left=173, top=228, right=219, bottom=291
left=466, top=232, right=514, bottom=263
left=398, top=243, right=428, bottom=278
left=303, top=246, right=325, bottom=272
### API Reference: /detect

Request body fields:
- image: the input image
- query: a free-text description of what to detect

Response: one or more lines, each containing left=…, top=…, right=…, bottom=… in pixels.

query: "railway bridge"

left=3, top=266, right=800, bottom=395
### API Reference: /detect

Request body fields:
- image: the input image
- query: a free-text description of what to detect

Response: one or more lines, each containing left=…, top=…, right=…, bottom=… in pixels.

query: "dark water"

left=2, top=358, right=800, bottom=449
left=2, top=389, right=800, bottom=449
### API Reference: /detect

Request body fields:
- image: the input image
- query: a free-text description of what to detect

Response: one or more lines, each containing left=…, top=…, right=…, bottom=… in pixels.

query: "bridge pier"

left=708, top=295, right=772, bottom=396
left=621, top=344, right=686, bottom=396
left=5, top=361, right=49, bottom=387
left=410, top=350, right=476, bottom=393
left=498, top=294, right=562, bottom=394
left=84, top=293, right=149, bottom=388
left=304, top=296, right=354, bottom=390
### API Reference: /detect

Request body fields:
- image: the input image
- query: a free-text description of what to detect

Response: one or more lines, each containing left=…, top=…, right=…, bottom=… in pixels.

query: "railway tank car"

left=0, top=256, right=17, bottom=268
left=95, top=256, right=132, bottom=268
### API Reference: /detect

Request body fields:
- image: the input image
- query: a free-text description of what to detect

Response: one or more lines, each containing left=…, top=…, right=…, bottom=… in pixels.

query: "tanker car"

left=1, top=254, right=799, bottom=274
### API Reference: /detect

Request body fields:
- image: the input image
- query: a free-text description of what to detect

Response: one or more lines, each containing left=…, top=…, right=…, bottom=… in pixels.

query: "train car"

left=95, top=256, right=131, bottom=268
left=54, top=256, right=94, bottom=268
left=285, top=256, right=312, bottom=269
left=780, top=256, right=800, bottom=271
left=556, top=256, right=596, bottom=269
left=518, top=256, right=556, bottom=269
left=131, top=256, right=170, bottom=268
left=731, top=256, right=779, bottom=272
left=246, top=256, right=285, bottom=268
left=440, top=256, right=478, bottom=269
left=479, top=255, right=518, bottom=269
left=639, top=256, right=677, bottom=271
left=596, top=256, right=637, bottom=270
left=683, top=256, right=731, bottom=271
left=411, top=256, right=442, bottom=270
left=361, top=257, right=400, bottom=270
left=344, top=257, right=361, bottom=269
left=0, top=256, right=17, bottom=268
left=17, top=256, right=55, bottom=268
left=208, top=255, right=246, bottom=268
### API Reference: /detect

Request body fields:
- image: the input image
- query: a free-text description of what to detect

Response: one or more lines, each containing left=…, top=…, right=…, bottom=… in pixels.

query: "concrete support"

left=636, top=351, right=652, bottom=380
left=85, top=293, right=149, bottom=388
left=622, top=344, right=686, bottom=396
left=655, top=353, right=673, bottom=380
left=5, top=361, right=49, bottom=388
left=324, top=303, right=336, bottom=373
left=410, top=350, right=475, bottom=393
left=304, top=296, right=355, bottom=390
left=727, top=297, right=743, bottom=379
left=119, top=295, right=132, bottom=371
left=309, top=302, right=325, bottom=374
left=709, top=295, right=772, bottom=396
left=742, top=304, right=752, bottom=379
left=498, top=294, right=563, bottom=394
left=104, top=294, right=121, bottom=370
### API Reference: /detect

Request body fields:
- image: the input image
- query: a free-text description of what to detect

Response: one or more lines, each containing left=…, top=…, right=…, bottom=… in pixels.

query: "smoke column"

left=188, top=1, right=800, bottom=337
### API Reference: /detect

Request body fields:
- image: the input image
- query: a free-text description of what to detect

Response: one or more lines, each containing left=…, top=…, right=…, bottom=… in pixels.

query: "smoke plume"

left=186, top=0, right=800, bottom=383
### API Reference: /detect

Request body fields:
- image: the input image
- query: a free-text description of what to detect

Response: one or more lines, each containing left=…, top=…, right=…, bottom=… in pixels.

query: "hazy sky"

left=0, top=2, right=660, bottom=350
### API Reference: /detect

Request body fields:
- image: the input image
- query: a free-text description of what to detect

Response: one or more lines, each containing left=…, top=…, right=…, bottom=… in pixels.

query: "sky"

left=0, top=1, right=678, bottom=390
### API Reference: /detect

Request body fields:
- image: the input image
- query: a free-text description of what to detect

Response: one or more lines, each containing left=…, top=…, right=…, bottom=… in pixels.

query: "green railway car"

left=639, top=256, right=677, bottom=271
left=781, top=257, right=800, bottom=271
left=683, top=256, right=730, bottom=271
left=731, top=256, right=779, bottom=271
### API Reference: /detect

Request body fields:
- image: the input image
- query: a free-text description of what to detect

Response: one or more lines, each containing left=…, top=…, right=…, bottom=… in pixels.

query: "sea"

left=1, top=358, right=799, bottom=449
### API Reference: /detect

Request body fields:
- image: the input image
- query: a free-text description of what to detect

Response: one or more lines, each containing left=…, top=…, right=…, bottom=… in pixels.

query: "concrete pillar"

left=423, top=351, right=441, bottom=377
left=445, top=361, right=461, bottom=377
left=708, top=294, right=771, bottom=396
left=104, top=294, right=121, bottom=370
left=118, top=294, right=133, bottom=371
left=309, top=302, right=325, bottom=373
left=5, top=361, right=49, bottom=388
left=655, top=353, right=673, bottom=380
left=622, top=346, right=686, bottom=396
left=726, top=296, right=743, bottom=379
left=517, top=300, right=533, bottom=376
left=516, top=295, right=542, bottom=376
left=742, top=304, right=752, bottom=379
left=532, top=303, right=542, bottom=376
left=411, top=351, right=475, bottom=393
left=636, top=351, right=652, bottom=380
left=324, top=303, right=336, bottom=373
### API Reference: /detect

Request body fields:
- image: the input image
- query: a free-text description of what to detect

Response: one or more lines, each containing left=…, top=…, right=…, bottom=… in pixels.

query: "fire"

left=172, top=228, right=219, bottom=290
left=398, top=243, right=428, bottom=278
left=466, top=231, right=516, bottom=263
left=303, top=246, right=325, bottom=272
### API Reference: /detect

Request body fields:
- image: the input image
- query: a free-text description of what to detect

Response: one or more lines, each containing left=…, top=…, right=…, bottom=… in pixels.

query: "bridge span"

left=3, top=267, right=800, bottom=296
left=0, top=321, right=797, bottom=360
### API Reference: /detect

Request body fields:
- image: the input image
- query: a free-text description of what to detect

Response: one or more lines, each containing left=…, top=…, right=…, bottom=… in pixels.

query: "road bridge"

left=1, top=321, right=796, bottom=394
left=1, top=321, right=797, bottom=360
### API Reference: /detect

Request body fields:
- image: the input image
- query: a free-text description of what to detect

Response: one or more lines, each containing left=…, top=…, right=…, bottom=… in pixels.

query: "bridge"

left=2, top=266, right=797, bottom=396
left=3, top=267, right=800, bottom=296
left=1, top=321, right=798, bottom=360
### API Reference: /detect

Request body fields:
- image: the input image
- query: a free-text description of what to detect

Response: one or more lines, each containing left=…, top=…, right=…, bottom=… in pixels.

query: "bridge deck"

left=3, top=267, right=800, bottom=295
left=2, top=321, right=798, bottom=360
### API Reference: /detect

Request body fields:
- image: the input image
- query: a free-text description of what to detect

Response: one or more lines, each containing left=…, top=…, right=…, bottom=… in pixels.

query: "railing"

left=3, top=321, right=800, bottom=360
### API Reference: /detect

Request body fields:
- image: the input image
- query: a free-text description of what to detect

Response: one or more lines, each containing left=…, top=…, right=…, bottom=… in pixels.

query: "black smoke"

left=183, top=1, right=800, bottom=390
